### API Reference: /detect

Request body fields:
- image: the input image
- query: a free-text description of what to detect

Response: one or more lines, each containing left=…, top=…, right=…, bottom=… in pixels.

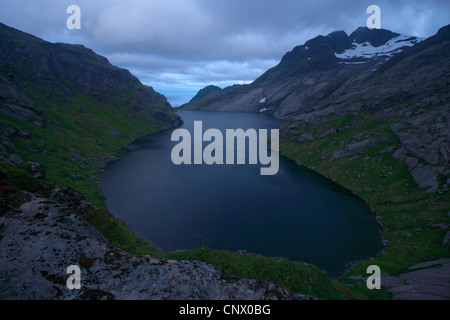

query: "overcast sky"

left=0, top=0, right=448, bottom=106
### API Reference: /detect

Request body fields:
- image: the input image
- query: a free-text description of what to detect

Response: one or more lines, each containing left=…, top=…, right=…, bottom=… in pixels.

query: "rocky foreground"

left=0, top=169, right=314, bottom=300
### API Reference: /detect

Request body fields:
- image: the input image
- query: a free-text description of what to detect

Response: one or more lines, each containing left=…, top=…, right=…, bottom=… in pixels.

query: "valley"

left=0, top=20, right=448, bottom=300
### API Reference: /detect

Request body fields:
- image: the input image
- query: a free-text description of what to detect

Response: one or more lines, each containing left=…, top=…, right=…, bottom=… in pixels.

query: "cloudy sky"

left=0, top=0, right=448, bottom=106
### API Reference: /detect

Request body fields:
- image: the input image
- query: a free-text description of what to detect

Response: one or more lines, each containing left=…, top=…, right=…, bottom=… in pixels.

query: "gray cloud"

left=0, top=0, right=449, bottom=105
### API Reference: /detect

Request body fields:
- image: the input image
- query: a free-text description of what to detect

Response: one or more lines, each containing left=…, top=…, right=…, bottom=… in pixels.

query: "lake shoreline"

left=279, top=151, right=388, bottom=276
left=99, top=110, right=383, bottom=278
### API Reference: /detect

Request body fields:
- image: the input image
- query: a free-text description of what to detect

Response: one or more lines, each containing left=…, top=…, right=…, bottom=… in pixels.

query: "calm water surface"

left=100, top=111, right=382, bottom=277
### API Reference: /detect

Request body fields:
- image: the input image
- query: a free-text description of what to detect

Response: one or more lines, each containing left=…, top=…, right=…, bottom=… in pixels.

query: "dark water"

left=100, top=111, right=382, bottom=277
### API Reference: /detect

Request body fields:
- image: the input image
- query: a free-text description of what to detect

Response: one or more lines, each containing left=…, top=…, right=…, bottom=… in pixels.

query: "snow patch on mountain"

left=335, top=34, right=425, bottom=61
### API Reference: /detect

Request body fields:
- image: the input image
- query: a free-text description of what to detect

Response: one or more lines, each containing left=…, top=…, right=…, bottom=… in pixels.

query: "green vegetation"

left=0, top=163, right=50, bottom=193
left=84, top=209, right=161, bottom=256
left=3, top=80, right=447, bottom=300
left=165, top=247, right=344, bottom=300
left=0, top=84, right=173, bottom=258
left=1, top=89, right=162, bottom=208
left=281, top=108, right=449, bottom=299
left=0, top=163, right=160, bottom=257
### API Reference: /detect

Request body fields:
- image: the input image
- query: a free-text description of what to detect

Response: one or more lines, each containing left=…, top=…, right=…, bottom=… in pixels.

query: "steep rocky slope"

left=279, top=27, right=449, bottom=299
left=180, top=27, right=424, bottom=118
left=282, top=24, right=449, bottom=193
left=0, top=22, right=181, bottom=127
left=182, top=25, right=449, bottom=195
left=0, top=22, right=182, bottom=207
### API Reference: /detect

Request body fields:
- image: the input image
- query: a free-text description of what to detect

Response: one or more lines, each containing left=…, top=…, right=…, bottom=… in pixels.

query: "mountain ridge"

left=0, top=21, right=182, bottom=207
left=0, top=22, right=181, bottom=124
left=180, top=26, right=426, bottom=118
left=181, top=25, right=449, bottom=194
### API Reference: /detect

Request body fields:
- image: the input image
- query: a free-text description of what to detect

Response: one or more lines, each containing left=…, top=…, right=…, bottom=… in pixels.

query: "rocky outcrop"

left=330, top=138, right=379, bottom=161
left=348, top=258, right=450, bottom=300
left=389, top=105, right=449, bottom=192
left=381, top=258, right=450, bottom=300
left=0, top=169, right=314, bottom=300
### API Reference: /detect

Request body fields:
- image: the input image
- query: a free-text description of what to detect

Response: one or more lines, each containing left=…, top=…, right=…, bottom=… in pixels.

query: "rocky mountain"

left=0, top=22, right=181, bottom=127
left=0, top=22, right=182, bottom=207
left=180, top=27, right=424, bottom=118
left=181, top=25, right=449, bottom=194
left=282, top=25, right=449, bottom=193
left=189, top=84, right=222, bottom=103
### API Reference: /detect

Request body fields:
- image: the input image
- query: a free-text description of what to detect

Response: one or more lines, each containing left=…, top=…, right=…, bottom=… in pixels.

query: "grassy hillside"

left=0, top=89, right=168, bottom=208
left=165, top=247, right=345, bottom=300
left=281, top=107, right=449, bottom=299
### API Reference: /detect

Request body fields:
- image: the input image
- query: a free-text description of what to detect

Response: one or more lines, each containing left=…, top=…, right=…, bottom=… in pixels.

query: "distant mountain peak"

left=336, top=28, right=424, bottom=63
left=279, top=26, right=424, bottom=68
left=189, top=85, right=222, bottom=103
left=180, top=24, right=448, bottom=126
left=349, top=26, right=400, bottom=46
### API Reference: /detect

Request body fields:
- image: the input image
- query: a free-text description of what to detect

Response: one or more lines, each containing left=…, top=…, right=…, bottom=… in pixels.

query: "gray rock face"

left=180, top=27, right=424, bottom=119
left=389, top=104, right=449, bottom=193
left=0, top=171, right=313, bottom=300
left=391, top=107, right=449, bottom=167
left=381, top=258, right=450, bottom=300
left=443, top=232, right=450, bottom=246
left=349, top=258, right=450, bottom=300
left=330, top=138, right=378, bottom=161
left=410, top=166, right=444, bottom=193
left=23, top=161, right=46, bottom=180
